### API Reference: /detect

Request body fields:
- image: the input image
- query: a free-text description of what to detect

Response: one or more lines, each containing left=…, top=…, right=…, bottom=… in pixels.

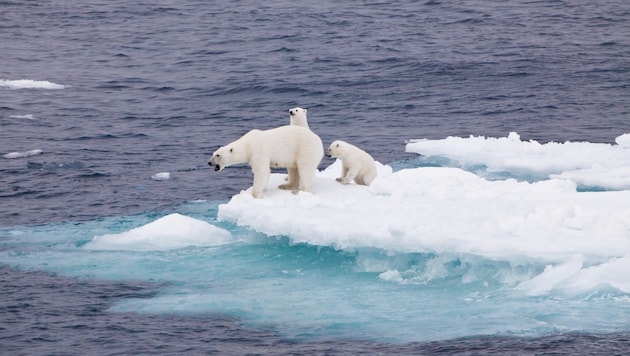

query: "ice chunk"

left=84, top=213, right=232, bottom=251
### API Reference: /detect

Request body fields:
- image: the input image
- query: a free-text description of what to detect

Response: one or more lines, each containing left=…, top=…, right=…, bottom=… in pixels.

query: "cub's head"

left=208, top=145, right=234, bottom=172
left=326, top=140, right=345, bottom=158
left=289, top=107, right=307, bottom=117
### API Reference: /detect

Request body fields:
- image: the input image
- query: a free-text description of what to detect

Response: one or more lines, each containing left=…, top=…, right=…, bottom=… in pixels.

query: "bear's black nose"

left=208, top=162, right=212, bottom=166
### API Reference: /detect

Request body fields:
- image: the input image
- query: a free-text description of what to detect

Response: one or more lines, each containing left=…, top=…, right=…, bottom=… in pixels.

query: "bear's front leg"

left=336, top=165, right=349, bottom=183
left=338, top=167, right=358, bottom=184
left=251, top=165, right=270, bottom=198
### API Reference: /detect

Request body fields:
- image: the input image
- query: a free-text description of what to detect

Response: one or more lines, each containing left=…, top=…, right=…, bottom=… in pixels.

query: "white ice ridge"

left=84, top=213, right=232, bottom=251
left=3, top=149, right=43, bottom=159
left=406, top=132, right=630, bottom=190
left=218, top=160, right=630, bottom=263
left=0, top=78, right=65, bottom=89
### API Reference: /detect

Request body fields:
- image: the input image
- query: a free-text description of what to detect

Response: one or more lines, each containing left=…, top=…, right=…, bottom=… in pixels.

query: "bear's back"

left=264, top=125, right=321, bottom=147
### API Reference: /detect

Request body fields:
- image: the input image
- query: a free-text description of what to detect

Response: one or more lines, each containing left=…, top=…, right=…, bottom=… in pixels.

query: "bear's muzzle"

left=208, top=161, right=221, bottom=171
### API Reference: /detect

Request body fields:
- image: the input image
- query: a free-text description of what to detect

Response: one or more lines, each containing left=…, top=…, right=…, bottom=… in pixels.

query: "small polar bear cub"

left=209, top=125, right=323, bottom=198
left=288, top=107, right=309, bottom=129
left=326, top=140, right=377, bottom=186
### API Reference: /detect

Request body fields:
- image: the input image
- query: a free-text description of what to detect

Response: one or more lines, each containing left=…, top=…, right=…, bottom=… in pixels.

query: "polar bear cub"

left=289, top=107, right=309, bottom=129
left=209, top=125, right=323, bottom=198
left=326, top=140, right=377, bottom=186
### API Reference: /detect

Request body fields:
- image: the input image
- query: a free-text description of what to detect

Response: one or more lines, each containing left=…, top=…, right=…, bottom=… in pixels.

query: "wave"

left=27, top=161, right=85, bottom=170
left=0, top=78, right=66, bottom=89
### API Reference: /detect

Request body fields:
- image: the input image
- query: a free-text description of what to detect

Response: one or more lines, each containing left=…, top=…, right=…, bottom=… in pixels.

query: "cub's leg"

left=336, top=164, right=349, bottom=183
left=338, top=166, right=359, bottom=184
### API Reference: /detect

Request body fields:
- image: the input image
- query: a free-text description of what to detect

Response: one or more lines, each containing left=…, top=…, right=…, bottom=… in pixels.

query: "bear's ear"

left=304, top=108, right=307, bottom=114
left=336, top=143, right=339, bottom=148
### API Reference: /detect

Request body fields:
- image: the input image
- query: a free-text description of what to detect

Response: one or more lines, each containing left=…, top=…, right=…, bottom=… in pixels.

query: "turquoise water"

left=4, top=156, right=629, bottom=344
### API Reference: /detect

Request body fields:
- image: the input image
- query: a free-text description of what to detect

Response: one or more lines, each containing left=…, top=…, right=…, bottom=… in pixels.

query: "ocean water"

left=2, top=0, right=630, bottom=354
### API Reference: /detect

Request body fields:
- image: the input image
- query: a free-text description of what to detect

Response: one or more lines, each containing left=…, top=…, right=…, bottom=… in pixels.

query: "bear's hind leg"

left=279, top=167, right=299, bottom=190
left=297, top=165, right=315, bottom=194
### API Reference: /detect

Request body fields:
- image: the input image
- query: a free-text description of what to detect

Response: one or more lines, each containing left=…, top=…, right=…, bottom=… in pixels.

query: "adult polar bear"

left=326, top=140, right=377, bottom=186
left=209, top=125, right=323, bottom=198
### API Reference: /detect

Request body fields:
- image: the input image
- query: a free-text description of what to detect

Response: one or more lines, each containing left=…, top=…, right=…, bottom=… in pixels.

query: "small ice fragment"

left=151, top=172, right=171, bottom=181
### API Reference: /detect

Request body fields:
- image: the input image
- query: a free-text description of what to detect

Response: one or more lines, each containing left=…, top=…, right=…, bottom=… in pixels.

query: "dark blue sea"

left=2, top=0, right=630, bottom=354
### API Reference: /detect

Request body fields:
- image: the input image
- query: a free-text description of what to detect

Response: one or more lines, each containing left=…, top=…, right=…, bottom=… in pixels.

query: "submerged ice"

left=2, top=133, right=630, bottom=343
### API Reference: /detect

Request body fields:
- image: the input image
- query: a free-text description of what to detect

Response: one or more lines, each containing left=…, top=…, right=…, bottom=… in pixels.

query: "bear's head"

left=326, top=140, right=344, bottom=158
left=289, top=107, right=309, bottom=128
left=208, top=145, right=234, bottom=172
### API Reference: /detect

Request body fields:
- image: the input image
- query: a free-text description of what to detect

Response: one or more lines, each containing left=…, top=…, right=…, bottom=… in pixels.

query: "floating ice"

left=84, top=213, right=232, bottom=251
left=616, top=133, right=630, bottom=148
left=219, top=150, right=630, bottom=295
left=3, top=149, right=43, bottom=159
left=406, top=132, right=630, bottom=190
left=9, top=114, right=37, bottom=120
left=219, top=161, right=630, bottom=261
left=151, top=172, right=171, bottom=181
left=0, top=78, right=65, bottom=89
left=3, top=134, right=630, bottom=343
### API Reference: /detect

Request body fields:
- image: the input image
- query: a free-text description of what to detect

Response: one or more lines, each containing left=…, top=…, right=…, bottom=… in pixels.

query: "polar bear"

left=209, top=125, right=323, bottom=198
left=289, top=107, right=309, bottom=129
left=326, top=140, right=377, bottom=186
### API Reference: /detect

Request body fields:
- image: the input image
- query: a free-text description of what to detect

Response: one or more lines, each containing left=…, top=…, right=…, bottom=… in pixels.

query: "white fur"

left=326, top=140, right=377, bottom=186
left=209, top=125, right=323, bottom=198
left=288, top=107, right=309, bottom=129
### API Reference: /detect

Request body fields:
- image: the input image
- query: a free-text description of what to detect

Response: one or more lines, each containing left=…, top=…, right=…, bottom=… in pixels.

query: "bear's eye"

left=229, top=148, right=233, bottom=153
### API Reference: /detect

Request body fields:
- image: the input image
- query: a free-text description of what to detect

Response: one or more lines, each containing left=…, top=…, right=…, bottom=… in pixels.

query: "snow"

left=218, top=161, right=630, bottom=260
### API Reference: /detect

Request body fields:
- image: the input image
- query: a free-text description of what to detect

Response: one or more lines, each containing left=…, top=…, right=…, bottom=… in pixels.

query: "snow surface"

left=84, top=213, right=232, bottom=251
